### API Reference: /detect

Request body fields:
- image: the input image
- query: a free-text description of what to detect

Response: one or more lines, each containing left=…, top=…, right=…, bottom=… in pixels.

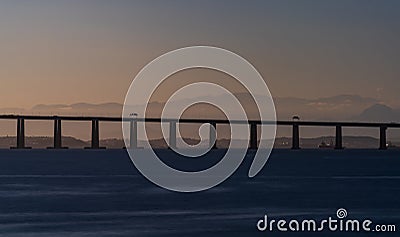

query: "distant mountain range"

left=1, top=94, right=396, bottom=121
left=0, top=103, right=122, bottom=116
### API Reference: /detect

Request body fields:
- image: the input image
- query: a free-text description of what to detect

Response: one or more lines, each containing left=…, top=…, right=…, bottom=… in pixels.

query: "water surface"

left=0, top=149, right=398, bottom=236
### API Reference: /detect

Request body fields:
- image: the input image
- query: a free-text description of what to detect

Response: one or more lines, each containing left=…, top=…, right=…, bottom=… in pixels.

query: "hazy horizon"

left=0, top=93, right=399, bottom=141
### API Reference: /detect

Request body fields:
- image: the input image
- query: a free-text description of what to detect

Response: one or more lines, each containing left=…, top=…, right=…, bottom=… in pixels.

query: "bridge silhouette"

left=1, top=115, right=399, bottom=150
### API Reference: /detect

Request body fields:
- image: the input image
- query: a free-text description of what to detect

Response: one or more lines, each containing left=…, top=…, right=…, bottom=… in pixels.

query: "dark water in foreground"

left=0, top=149, right=398, bottom=236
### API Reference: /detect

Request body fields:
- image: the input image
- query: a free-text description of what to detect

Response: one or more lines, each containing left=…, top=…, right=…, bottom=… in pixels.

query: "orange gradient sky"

left=0, top=1, right=399, bottom=109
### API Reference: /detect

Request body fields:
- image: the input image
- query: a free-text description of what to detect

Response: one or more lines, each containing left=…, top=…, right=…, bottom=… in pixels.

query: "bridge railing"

left=0, top=115, right=399, bottom=150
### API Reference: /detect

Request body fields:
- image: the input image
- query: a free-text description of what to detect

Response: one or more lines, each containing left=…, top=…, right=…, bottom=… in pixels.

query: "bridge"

left=1, top=114, right=399, bottom=150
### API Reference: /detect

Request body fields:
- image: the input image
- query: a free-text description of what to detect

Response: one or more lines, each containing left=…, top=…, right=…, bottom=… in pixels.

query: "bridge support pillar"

left=12, top=118, right=30, bottom=149
left=129, top=119, right=138, bottom=149
left=250, top=123, right=257, bottom=149
left=209, top=122, right=217, bottom=149
left=48, top=118, right=67, bottom=149
left=85, top=119, right=105, bottom=149
left=54, top=119, right=62, bottom=148
left=335, top=125, right=343, bottom=149
left=17, top=118, right=25, bottom=148
left=379, top=126, right=387, bottom=150
left=169, top=121, right=177, bottom=149
left=92, top=119, right=100, bottom=148
left=292, top=124, right=300, bottom=149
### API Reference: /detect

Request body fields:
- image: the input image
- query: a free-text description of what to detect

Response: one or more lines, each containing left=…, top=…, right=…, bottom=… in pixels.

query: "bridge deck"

left=0, top=114, right=398, bottom=150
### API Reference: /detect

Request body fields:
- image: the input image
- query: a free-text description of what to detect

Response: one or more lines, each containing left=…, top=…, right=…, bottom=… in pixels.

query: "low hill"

left=0, top=136, right=397, bottom=149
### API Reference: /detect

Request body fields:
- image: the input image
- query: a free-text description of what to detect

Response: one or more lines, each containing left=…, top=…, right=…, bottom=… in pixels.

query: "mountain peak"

left=357, top=104, right=399, bottom=122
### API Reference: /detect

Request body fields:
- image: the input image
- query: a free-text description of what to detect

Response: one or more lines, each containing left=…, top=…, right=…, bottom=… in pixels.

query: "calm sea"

left=0, top=149, right=398, bottom=236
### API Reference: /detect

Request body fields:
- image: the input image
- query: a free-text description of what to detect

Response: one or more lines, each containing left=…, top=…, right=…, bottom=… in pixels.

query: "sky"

left=0, top=0, right=399, bottom=109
